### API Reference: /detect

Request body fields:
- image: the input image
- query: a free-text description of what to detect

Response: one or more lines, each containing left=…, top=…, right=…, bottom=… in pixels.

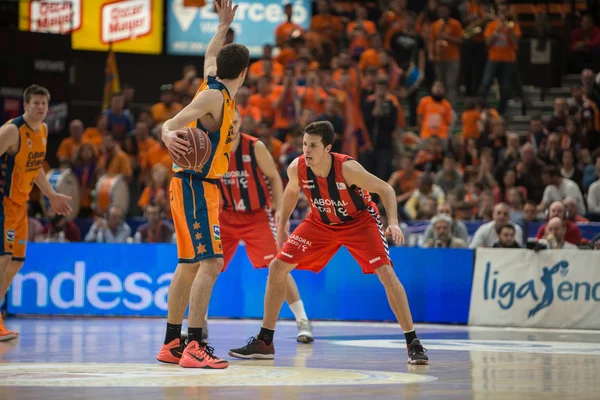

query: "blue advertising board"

left=8, top=244, right=473, bottom=324
left=167, top=0, right=312, bottom=57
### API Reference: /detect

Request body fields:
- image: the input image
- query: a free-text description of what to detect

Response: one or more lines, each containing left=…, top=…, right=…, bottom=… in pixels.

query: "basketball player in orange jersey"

left=229, top=121, right=429, bottom=365
left=156, top=0, right=250, bottom=369
left=217, top=109, right=313, bottom=342
left=0, top=85, right=72, bottom=341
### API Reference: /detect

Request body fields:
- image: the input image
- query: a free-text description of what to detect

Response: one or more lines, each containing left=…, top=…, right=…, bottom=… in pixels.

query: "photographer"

left=422, top=214, right=467, bottom=248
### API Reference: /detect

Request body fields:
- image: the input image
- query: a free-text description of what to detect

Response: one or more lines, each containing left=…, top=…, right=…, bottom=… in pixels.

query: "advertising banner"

left=19, top=0, right=163, bottom=54
left=469, top=249, right=600, bottom=329
left=167, top=0, right=311, bottom=57
left=9, top=244, right=473, bottom=323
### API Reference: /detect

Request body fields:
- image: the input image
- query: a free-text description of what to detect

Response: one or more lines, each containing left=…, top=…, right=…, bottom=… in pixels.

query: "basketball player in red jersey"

left=0, top=85, right=72, bottom=340
left=157, top=0, right=250, bottom=369
left=217, top=109, right=313, bottom=342
left=229, top=121, right=429, bottom=364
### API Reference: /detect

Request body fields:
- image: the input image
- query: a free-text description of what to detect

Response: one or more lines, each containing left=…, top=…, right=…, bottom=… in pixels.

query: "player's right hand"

left=215, top=0, right=238, bottom=27
left=162, top=129, right=189, bottom=158
left=276, top=229, right=289, bottom=251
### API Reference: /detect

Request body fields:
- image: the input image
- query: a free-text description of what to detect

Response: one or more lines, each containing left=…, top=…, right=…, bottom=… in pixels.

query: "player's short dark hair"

left=304, top=121, right=334, bottom=147
left=216, top=43, right=250, bottom=79
left=23, top=84, right=50, bottom=103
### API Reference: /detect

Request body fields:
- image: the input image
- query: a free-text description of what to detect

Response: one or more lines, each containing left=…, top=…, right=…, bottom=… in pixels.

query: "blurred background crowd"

left=12, top=0, right=600, bottom=250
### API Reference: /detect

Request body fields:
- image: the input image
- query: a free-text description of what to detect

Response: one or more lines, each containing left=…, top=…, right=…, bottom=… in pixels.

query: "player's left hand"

left=50, top=193, right=72, bottom=216
left=385, top=224, right=405, bottom=245
left=215, top=0, right=238, bottom=27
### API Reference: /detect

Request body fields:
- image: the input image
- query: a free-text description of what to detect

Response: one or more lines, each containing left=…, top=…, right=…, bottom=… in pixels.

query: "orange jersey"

left=173, top=75, right=236, bottom=179
left=1, top=116, right=48, bottom=203
left=484, top=19, right=521, bottom=62
left=430, top=18, right=464, bottom=60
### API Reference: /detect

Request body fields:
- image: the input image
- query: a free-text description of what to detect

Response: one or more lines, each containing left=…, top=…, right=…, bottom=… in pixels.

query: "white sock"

left=289, top=300, right=308, bottom=322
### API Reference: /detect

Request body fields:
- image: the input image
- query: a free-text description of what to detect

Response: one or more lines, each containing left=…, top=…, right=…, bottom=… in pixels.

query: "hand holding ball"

left=166, top=127, right=212, bottom=171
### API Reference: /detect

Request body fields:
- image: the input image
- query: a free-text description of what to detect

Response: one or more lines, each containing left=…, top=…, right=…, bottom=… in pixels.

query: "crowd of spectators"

left=25, top=0, right=600, bottom=250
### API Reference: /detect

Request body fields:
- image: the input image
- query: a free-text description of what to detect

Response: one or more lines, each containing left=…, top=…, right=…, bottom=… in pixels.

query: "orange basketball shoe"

left=179, top=341, right=229, bottom=369
left=156, top=338, right=185, bottom=364
left=0, top=316, right=18, bottom=342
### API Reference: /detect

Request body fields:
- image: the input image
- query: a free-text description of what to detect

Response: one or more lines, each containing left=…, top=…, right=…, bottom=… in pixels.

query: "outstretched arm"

left=275, top=158, right=302, bottom=249
left=204, top=0, right=238, bottom=77
left=342, top=160, right=404, bottom=244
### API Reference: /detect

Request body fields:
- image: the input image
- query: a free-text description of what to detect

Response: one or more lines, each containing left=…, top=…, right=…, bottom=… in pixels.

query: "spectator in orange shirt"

left=333, top=51, right=359, bottom=85
left=429, top=2, right=463, bottom=106
left=248, top=45, right=284, bottom=84
left=275, top=3, right=305, bottom=48
left=358, top=34, right=384, bottom=70
left=82, top=113, right=107, bottom=148
left=97, top=133, right=133, bottom=179
left=310, top=0, right=343, bottom=54
left=134, top=121, right=157, bottom=166
left=236, top=86, right=262, bottom=123
left=417, top=81, right=454, bottom=140
left=461, top=98, right=481, bottom=140
left=298, top=71, right=328, bottom=115
left=142, top=140, right=171, bottom=175
left=249, top=76, right=276, bottom=122
left=174, top=64, right=202, bottom=97
left=256, top=120, right=282, bottom=161
left=151, top=84, right=182, bottom=124
left=348, top=4, right=376, bottom=37
left=477, top=2, right=521, bottom=114
left=138, top=164, right=170, bottom=213
left=56, top=119, right=87, bottom=167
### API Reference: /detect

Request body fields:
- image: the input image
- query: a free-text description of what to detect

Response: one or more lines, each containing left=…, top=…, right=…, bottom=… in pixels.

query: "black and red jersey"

left=218, top=133, right=271, bottom=212
left=297, top=153, right=376, bottom=225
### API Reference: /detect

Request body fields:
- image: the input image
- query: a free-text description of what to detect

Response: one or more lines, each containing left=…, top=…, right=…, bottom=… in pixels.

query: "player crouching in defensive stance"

left=228, top=121, right=429, bottom=365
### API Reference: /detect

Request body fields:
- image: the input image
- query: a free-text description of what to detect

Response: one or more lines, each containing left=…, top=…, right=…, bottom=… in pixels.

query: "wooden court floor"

left=0, top=318, right=598, bottom=400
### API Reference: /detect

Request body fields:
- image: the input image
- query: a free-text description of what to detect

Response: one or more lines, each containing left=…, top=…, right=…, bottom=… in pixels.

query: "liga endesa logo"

left=482, top=261, right=600, bottom=317
left=11, top=262, right=172, bottom=312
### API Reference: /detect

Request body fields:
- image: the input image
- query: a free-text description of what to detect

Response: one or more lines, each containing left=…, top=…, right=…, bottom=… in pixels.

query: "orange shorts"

left=1, top=197, right=27, bottom=261
left=276, top=210, right=392, bottom=274
left=220, top=208, right=278, bottom=271
left=170, top=172, right=222, bottom=264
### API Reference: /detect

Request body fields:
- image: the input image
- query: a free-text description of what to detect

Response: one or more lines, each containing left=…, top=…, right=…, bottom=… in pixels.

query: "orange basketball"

left=169, top=127, right=212, bottom=171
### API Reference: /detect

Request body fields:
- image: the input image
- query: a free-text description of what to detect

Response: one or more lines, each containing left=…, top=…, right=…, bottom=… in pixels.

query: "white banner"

left=469, top=249, right=600, bottom=329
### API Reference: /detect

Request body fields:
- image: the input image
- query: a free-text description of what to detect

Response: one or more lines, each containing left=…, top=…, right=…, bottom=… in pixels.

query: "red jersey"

left=218, top=133, right=271, bottom=212
left=297, top=153, right=375, bottom=225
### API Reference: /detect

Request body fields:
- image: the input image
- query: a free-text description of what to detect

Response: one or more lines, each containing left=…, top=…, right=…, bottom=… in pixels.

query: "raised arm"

left=275, top=158, right=302, bottom=249
left=204, top=0, right=238, bottom=78
left=342, top=160, right=404, bottom=244
left=254, top=140, right=284, bottom=215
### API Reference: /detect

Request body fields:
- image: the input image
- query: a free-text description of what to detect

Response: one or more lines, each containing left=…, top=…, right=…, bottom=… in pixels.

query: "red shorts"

left=276, top=210, right=391, bottom=274
left=220, top=208, right=278, bottom=271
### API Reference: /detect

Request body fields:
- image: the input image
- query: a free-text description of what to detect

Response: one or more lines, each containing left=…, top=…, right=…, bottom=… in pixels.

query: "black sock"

left=188, top=327, right=203, bottom=344
left=164, top=323, right=182, bottom=344
left=258, top=327, right=275, bottom=345
left=404, top=330, right=417, bottom=346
